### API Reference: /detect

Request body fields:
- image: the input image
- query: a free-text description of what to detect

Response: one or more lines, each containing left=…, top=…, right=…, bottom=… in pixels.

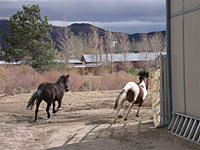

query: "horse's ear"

left=66, top=74, right=69, bottom=78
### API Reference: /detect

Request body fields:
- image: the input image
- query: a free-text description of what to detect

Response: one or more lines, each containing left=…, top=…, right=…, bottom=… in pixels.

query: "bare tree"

left=56, top=16, right=85, bottom=69
left=87, top=30, right=100, bottom=75
left=149, top=32, right=166, bottom=56
left=119, top=34, right=131, bottom=72
left=137, top=33, right=152, bottom=70
left=98, top=36, right=105, bottom=63
left=105, top=31, right=116, bottom=73
left=57, top=26, right=84, bottom=70
left=137, top=32, right=166, bottom=71
left=57, top=28, right=73, bottom=66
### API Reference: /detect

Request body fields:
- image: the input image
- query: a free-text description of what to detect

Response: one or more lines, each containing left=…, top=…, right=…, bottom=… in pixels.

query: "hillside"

left=0, top=19, right=166, bottom=53
left=0, top=19, right=10, bottom=47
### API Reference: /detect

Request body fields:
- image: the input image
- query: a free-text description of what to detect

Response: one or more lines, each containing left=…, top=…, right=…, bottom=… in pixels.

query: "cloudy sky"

left=0, top=0, right=166, bottom=34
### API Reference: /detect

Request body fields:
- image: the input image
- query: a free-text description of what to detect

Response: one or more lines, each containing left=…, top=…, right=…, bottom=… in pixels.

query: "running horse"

left=114, top=71, right=149, bottom=121
left=26, top=75, right=69, bottom=121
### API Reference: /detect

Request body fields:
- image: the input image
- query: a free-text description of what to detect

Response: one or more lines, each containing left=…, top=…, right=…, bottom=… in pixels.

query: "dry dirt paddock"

left=0, top=90, right=199, bottom=150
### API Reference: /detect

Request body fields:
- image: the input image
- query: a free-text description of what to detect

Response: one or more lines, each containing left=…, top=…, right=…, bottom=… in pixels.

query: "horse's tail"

left=26, top=89, right=43, bottom=110
left=114, top=89, right=127, bottom=110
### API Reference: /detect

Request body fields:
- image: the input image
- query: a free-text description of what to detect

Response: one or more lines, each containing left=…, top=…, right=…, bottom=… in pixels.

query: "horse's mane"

left=138, top=71, right=149, bottom=83
left=56, top=75, right=66, bottom=84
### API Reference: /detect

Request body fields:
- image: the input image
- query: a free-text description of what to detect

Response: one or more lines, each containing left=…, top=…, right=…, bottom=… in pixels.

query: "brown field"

left=0, top=90, right=199, bottom=150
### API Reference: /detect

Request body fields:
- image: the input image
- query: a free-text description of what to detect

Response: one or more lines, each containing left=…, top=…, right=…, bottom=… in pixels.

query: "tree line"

left=0, top=4, right=166, bottom=73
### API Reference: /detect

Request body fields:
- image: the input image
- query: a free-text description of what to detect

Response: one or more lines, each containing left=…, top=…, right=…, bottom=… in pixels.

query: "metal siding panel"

left=170, top=0, right=182, bottom=13
left=184, top=10, right=200, bottom=118
left=184, top=0, right=200, bottom=10
left=170, top=16, right=185, bottom=113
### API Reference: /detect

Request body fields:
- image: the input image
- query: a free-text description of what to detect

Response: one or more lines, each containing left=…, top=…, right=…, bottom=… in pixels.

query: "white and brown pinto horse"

left=114, top=71, right=149, bottom=121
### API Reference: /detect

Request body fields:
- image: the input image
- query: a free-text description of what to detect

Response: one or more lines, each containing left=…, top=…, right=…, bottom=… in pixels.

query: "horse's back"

left=38, top=82, right=63, bottom=101
left=124, top=82, right=139, bottom=93
left=38, top=82, right=53, bottom=92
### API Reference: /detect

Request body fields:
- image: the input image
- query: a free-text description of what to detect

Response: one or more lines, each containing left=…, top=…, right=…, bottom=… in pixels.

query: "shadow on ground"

left=46, top=120, right=199, bottom=150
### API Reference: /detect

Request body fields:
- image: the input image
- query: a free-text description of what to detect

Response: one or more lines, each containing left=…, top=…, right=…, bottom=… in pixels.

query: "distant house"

left=0, top=52, right=165, bottom=73
left=81, top=53, right=166, bottom=70
left=0, top=61, right=26, bottom=66
left=54, top=59, right=82, bottom=64
left=68, top=59, right=82, bottom=64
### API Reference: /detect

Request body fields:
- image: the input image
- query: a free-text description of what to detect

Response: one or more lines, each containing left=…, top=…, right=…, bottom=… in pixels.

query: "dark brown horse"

left=114, top=71, right=149, bottom=121
left=27, top=75, right=69, bottom=121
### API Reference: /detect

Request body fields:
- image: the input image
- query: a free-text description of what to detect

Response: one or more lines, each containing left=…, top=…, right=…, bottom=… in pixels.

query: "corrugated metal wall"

left=170, top=0, right=200, bottom=118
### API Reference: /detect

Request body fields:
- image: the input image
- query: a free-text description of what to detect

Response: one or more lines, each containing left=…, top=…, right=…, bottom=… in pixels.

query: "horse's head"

left=138, top=71, right=149, bottom=90
left=64, top=74, right=70, bottom=92
left=57, top=74, right=70, bottom=92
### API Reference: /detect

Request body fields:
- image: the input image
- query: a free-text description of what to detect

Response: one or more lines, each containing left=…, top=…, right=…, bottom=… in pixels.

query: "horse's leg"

left=122, top=102, right=130, bottom=117
left=46, top=103, right=51, bottom=118
left=57, top=100, right=61, bottom=111
left=115, top=99, right=126, bottom=120
left=136, top=104, right=142, bottom=117
left=124, top=102, right=134, bottom=121
left=52, top=101, right=56, bottom=114
left=35, top=99, right=42, bottom=121
left=56, top=98, right=62, bottom=112
left=115, top=107, right=121, bottom=120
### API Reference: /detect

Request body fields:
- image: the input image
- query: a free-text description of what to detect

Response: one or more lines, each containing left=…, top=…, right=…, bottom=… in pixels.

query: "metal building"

left=169, top=0, right=200, bottom=119
left=165, top=0, right=200, bottom=144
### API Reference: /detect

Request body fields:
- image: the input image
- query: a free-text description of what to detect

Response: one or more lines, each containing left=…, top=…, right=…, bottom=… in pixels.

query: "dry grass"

left=0, top=65, right=139, bottom=95
left=0, top=65, right=39, bottom=95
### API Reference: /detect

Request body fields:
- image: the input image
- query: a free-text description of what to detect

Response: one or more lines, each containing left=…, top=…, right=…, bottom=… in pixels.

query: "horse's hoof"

left=118, top=115, right=123, bottom=119
left=124, top=118, right=127, bottom=121
left=136, top=115, right=139, bottom=117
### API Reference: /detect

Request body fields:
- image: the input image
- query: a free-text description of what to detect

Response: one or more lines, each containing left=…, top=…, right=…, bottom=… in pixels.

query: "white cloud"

left=49, top=20, right=166, bottom=33
left=0, top=0, right=166, bottom=33
left=49, top=20, right=69, bottom=27
left=49, top=20, right=165, bottom=27
left=0, top=0, right=166, bottom=2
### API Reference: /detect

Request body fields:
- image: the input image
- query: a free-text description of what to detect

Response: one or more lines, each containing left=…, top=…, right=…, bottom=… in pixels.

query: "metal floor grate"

left=168, top=112, right=200, bottom=145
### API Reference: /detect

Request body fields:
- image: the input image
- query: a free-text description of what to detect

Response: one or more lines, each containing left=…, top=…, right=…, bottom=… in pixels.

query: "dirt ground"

left=0, top=90, right=199, bottom=150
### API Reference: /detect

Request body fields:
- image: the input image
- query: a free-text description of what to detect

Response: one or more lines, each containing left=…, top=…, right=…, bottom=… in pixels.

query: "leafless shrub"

left=0, top=66, right=40, bottom=95
left=137, top=32, right=166, bottom=71
left=0, top=65, right=141, bottom=95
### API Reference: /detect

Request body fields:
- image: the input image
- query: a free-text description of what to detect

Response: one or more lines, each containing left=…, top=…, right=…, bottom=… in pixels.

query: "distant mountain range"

left=0, top=19, right=166, bottom=53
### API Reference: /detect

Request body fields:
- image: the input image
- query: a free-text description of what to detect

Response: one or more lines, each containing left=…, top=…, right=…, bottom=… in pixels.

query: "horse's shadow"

left=85, top=120, right=114, bottom=126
